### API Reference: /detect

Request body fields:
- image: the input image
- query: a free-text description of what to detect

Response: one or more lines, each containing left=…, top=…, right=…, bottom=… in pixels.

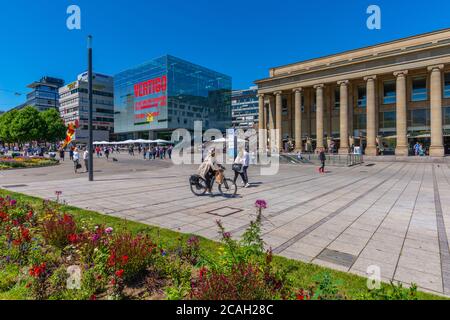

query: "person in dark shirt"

left=319, top=148, right=326, bottom=174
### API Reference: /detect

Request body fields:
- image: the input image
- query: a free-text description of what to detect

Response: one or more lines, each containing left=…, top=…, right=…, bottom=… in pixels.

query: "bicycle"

left=189, top=166, right=237, bottom=197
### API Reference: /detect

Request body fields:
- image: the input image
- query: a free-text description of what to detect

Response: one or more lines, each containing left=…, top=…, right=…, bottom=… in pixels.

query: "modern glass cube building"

left=114, top=55, right=232, bottom=140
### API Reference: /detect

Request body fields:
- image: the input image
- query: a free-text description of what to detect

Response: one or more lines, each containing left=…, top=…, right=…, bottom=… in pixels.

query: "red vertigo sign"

left=134, top=75, right=167, bottom=98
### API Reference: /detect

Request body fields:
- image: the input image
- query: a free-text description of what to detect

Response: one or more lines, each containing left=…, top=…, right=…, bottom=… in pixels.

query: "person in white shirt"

left=83, top=149, right=89, bottom=172
left=233, top=148, right=250, bottom=188
left=73, top=148, right=80, bottom=173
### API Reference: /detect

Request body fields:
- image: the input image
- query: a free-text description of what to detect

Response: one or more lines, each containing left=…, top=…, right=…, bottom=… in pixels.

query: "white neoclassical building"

left=255, top=28, right=450, bottom=157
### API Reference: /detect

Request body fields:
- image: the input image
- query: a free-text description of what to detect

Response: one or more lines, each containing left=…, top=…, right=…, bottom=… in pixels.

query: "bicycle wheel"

left=218, top=178, right=237, bottom=197
left=189, top=175, right=207, bottom=196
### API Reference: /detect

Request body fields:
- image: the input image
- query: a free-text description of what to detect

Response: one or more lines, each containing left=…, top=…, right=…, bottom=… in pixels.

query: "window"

left=408, top=109, right=430, bottom=127
left=282, top=97, right=288, bottom=115
left=334, top=87, right=340, bottom=110
left=357, top=86, right=366, bottom=108
left=353, top=114, right=366, bottom=130
left=445, top=73, right=450, bottom=98
left=380, top=111, right=396, bottom=129
left=444, top=107, right=450, bottom=126
left=411, top=77, right=427, bottom=101
left=383, top=81, right=396, bottom=104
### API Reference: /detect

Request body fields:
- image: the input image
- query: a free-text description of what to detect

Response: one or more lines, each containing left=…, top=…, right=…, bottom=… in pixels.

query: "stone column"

left=338, top=80, right=349, bottom=154
left=428, top=65, right=445, bottom=157
left=394, top=70, right=409, bottom=156
left=258, top=93, right=265, bottom=152
left=268, top=95, right=275, bottom=130
left=274, top=91, right=283, bottom=152
left=314, top=84, right=324, bottom=150
left=364, top=76, right=377, bottom=156
left=293, top=88, right=303, bottom=151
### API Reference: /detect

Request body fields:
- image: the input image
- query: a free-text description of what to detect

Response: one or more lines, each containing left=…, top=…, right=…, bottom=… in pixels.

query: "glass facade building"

left=14, top=76, right=65, bottom=112
left=114, top=55, right=231, bottom=140
left=231, top=86, right=258, bottom=129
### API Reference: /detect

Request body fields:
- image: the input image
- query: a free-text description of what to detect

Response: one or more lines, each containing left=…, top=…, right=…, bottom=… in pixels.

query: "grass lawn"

left=0, top=189, right=446, bottom=300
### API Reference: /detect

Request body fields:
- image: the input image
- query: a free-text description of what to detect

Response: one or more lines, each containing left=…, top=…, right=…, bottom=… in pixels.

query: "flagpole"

left=88, top=35, right=94, bottom=182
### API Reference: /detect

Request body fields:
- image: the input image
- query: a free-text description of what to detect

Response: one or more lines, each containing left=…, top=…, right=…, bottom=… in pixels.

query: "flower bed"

left=0, top=190, right=442, bottom=300
left=0, top=156, right=59, bottom=170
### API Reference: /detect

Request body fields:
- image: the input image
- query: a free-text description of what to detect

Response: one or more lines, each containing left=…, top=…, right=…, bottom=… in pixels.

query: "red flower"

left=21, top=227, right=31, bottom=242
left=29, top=263, right=46, bottom=278
left=67, top=233, right=78, bottom=244
left=115, top=269, right=124, bottom=278
left=26, top=211, right=34, bottom=220
left=90, top=294, right=97, bottom=300
left=108, top=253, right=116, bottom=266
left=121, top=255, right=129, bottom=265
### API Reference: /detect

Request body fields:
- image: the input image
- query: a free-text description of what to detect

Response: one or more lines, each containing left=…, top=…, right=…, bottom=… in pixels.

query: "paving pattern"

left=1, top=154, right=450, bottom=296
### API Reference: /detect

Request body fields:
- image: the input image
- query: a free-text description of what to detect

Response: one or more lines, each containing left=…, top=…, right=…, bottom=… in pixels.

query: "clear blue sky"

left=0, top=0, right=449, bottom=111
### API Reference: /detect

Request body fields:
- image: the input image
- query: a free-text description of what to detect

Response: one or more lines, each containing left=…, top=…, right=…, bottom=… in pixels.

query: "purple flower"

left=255, top=199, right=267, bottom=209
left=55, top=191, right=62, bottom=196
left=105, top=227, right=113, bottom=235
left=161, top=250, right=167, bottom=257
left=223, top=232, right=231, bottom=239
left=91, top=233, right=100, bottom=242
left=9, top=199, right=17, bottom=206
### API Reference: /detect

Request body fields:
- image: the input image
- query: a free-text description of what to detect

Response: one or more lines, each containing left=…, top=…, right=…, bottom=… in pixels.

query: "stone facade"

left=255, top=29, right=450, bottom=156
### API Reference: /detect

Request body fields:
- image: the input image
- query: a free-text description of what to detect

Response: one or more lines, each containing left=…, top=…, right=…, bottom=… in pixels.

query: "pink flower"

left=255, top=200, right=267, bottom=209
left=105, top=227, right=113, bottom=235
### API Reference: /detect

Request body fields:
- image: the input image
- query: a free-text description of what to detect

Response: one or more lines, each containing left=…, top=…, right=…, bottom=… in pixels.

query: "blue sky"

left=0, top=0, right=449, bottom=111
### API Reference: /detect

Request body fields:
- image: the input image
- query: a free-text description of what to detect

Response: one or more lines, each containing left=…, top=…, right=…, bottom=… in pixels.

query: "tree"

left=9, top=106, right=45, bottom=144
left=0, top=109, right=18, bottom=144
left=40, top=108, right=66, bottom=143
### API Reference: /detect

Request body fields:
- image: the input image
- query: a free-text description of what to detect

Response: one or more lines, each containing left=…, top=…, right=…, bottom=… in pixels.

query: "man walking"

left=73, top=148, right=80, bottom=174
left=83, top=148, right=89, bottom=173
left=319, top=147, right=326, bottom=174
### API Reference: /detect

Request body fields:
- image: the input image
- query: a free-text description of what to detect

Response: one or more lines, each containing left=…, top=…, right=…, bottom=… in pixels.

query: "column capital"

left=273, top=91, right=283, bottom=96
left=257, top=93, right=265, bottom=98
left=363, top=75, right=377, bottom=81
left=313, top=84, right=324, bottom=90
left=337, top=80, right=349, bottom=86
left=393, top=70, right=408, bottom=77
left=428, top=64, right=444, bottom=72
left=292, top=87, right=303, bottom=93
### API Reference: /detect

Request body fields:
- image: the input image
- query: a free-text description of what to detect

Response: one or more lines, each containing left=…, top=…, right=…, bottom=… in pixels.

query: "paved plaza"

left=1, top=155, right=450, bottom=296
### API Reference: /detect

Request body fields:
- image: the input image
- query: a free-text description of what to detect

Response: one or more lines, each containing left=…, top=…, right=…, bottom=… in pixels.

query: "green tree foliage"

left=40, top=108, right=66, bottom=143
left=0, top=110, right=18, bottom=143
left=10, top=106, right=45, bottom=143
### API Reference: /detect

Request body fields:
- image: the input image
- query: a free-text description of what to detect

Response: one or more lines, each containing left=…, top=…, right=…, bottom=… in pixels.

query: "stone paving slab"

left=1, top=154, right=450, bottom=296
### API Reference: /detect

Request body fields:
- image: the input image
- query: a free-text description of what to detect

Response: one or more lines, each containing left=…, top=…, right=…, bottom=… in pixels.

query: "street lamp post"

left=87, top=35, right=94, bottom=181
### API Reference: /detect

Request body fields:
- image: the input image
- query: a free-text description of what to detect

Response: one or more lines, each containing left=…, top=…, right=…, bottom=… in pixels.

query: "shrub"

left=360, top=282, right=418, bottom=300
left=190, top=262, right=285, bottom=300
left=41, top=212, right=77, bottom=248
left=107, top=232, right=158, bottom=281
left=191, top=200, right=290, bottom=300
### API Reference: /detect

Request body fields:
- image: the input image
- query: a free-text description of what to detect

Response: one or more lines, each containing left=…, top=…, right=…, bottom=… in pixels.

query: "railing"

left=281, top=153, right=364, bottom=167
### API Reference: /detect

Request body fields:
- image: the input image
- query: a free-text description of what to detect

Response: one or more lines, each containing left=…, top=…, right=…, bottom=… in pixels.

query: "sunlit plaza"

left=1, top=155, right=449, bottom=296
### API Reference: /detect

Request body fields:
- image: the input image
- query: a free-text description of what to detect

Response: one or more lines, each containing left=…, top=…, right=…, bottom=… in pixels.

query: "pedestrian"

left=59, top=148, right=65, bottom=161
left=105, top=147, right=110, bottom=160
left=233, top=148, right=250, bottom=188
left=168, top=145, right=173, bottom=159
left=73, top=148, right=80, bottom=174
left=69, top=147, right=74, bottom=161
left=414, top=142, right=420, bottom=156
left=319, top=147, right=326, bottom=174
left=83, top=148, right=89, bottom=172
